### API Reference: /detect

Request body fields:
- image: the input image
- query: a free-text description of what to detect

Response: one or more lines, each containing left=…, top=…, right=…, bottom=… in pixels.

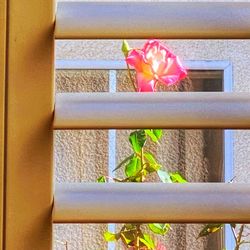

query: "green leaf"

left=145, top=129, right=163, bottom=142
left=113, top=154, right=134, bottom=172
left=121, top=40, right=131, bottom=57
left=120, top=230, right=136, bottom=245
left=104, top=231, right=119, bottom=242
left=198, top=224, right=223, bottom=238
left=145, top=164, right=160, bottom=173
left=148, top=223, right=171, bottom=235
left=129, top=130, right=146, bottom=153
left=144, top=152, right=157, bottom=165
left=97, top=176, right=106, bottom=183
left=144, top=152, right=161, bottom=172
left=139, top=234, right=155, bottom=249
left=125, top=157, right=141, bottom=177
left=153, top=129, right=163, bottom=140
left=157, top=170, right=172, bottom=183
left=170, top=172, right=187, bottom=183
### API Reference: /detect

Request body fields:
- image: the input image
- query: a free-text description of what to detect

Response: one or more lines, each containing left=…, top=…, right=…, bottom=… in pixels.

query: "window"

left=54, top=59, right=233, bottom=250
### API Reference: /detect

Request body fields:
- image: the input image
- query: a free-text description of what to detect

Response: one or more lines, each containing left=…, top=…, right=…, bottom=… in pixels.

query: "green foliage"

left=148, top=223, right=171, bottom=236
left=198, top=224, right=223, bottom=238
left=139, top=234, right=155, bottom=249
left=125, top=156, right=141, bottom=178
left=169, top=172, right=187, bottom=183
left=144, top=152, right=161, bottom=173
left=104, top=231, right=119, bottom=242
left=113, top=154, right=134, bottom=172
left=129, top=130, right=147, bottom=153
left=119, top=224, right=141, bottom=247
left=99, top=40, right=250, bottom=250
left=97, top=176, right=107, bottom=183
left=99, top=124, right=187, bottom=248
left=145, top=129, right=162, bottom=142
left=157, top=170, right=187, bottom=184
left=120, top=230, right=135, bottom=245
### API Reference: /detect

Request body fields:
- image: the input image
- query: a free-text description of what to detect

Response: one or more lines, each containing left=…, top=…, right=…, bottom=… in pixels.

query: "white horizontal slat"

left=54, top=92, right=250, bottom=129
left=55, top=2, right=250, bottom=39
left=55, top=59, right=231, bottom=71
left=53, top=183, right=250, bottom=223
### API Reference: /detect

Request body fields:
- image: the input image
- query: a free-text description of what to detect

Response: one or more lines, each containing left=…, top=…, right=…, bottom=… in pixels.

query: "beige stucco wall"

left=54, top=70, right=109, bottom=249
left=55, top=1, right=250, bottom=250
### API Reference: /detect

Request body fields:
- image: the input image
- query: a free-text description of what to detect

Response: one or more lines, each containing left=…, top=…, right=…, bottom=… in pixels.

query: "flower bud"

left=121, top=40, right=131, bottom=57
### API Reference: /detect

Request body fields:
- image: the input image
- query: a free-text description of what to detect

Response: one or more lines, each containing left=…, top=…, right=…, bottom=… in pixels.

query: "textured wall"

left=54, top=70, right=109, bottom=250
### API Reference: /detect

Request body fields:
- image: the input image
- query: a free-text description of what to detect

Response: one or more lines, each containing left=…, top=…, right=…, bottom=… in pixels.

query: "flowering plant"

left=97, top=40, right=187, bottom=250
left=97, top=40, right=249, bottom=250
left=124, top=39, right=187, bottom=92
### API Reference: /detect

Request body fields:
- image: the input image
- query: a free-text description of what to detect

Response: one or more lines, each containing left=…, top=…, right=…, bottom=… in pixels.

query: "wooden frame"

left=0, top=0, right=6, bottom=248
left=3, top=0, right=55, bottom=249
left=1, top=0, right=250, bottom=248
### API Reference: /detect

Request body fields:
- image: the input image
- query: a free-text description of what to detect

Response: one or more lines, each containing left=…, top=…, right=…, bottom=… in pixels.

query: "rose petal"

left=126, top=40, right=187, bottom=90
left=136, top=72, right=156, bottom=92
left=158, top=75, right=180, bottom=85
left=126, top=49, right=153, bottom=74
left=126, top=50, right=145, bottom=70
left=143, top=40, right=177, bottom=77
left=143, top=40, right=175, bottom=61
left=158, top=57, right=187, bottom=85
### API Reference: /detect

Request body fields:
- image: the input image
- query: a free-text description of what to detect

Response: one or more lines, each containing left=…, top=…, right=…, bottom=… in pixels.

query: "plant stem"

left=140, top=147, right=145, bottom=182
left=235, top=224, right=245, bottom=250
left=141, top=148, right=144, bottom=167
left=135, top=224, right=141, bottom=250
left=133, top=148, right=144, bottom=249
left=126, top=63, right=137, bottom=92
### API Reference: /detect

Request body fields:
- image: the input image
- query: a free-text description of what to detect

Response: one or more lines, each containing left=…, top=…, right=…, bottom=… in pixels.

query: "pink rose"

left=126, top=39, right=187, bottom=92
